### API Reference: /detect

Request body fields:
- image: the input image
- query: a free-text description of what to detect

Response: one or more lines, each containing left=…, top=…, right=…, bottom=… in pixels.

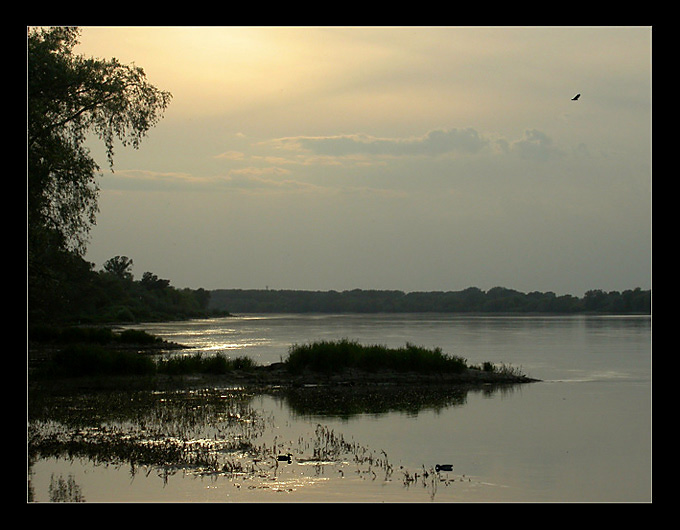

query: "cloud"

left=217, top=174, right=322, bottom=193
left=509, top=129, right=562, bottom=161
left=103, top=169, right=207, bottom=191
left=106, top=127, right=569, bottom=198
left=272, top=128, right=490, bottom=158
left=227, top=166, right=291, bottom=178
left=268, top=127, right=569, bottom=164
left=214, top=150, right=246, bottom=160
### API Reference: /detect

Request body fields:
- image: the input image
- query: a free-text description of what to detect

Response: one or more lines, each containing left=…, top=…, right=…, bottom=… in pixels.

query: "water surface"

left=28, top=314, right=652, bottom=502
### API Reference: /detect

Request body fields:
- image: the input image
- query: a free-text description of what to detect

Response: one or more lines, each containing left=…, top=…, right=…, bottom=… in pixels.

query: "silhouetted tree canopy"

left=28, top=27, right=171, bottom=254
left=28, top=253, right=215, bottom=326
left=103, top=256, right=134, bottom=281
left=209, top=287, right=650, bottom=314
left=28, top=27, right=172, bottom=324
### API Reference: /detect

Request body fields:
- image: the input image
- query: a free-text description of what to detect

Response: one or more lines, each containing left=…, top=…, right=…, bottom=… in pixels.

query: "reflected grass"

left=279, top=385, right=469, bottom=419
left=28, top=388, right=271, bottom=484
left=27, top=383, right=495, bottom=501
left=27, top=387, right=395, bottom=491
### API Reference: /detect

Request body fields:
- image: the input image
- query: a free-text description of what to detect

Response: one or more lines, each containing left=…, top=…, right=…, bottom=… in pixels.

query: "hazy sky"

left=75, top=26, right=652, bottom=295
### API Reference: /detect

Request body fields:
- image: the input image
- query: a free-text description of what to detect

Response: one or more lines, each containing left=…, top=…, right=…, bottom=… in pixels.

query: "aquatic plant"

left=32, top=342, right=258, bottom=379
left=285, top=339, right=468, bottom=374
left=156, top=352, right=257, bottom=375
left=28, top=388, right=268, bottom=480
left=493, top=362, right=527, bottom=378
left=48, top=474, right=85, bottom=502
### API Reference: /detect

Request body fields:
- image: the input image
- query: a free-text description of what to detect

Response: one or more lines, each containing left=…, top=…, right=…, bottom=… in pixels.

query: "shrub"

left=48, top=344, right=156, bottom=377
left=116, top=329, right=163, bottom=345
left=482, top=361, right=495, bottom=372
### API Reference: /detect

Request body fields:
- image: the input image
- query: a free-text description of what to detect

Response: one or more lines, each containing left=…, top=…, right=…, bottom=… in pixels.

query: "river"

left=28, top=314, right=652, bottom=502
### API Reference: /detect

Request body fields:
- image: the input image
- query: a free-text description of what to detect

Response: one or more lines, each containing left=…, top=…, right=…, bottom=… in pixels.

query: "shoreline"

left=29, top=363, right=540, bottom=394
left=252, top=362, right=540, bottom=387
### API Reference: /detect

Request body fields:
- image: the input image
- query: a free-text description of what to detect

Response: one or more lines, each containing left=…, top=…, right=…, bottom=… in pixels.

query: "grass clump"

left=285, top=339, right=468, bottom=375
left=156, top=352, right=257, bottom=376
left=29, top=325, right=164, bottom=346
left=34, top=345, right=257, bottom=379
left=46, top=344, right=157, bottom=377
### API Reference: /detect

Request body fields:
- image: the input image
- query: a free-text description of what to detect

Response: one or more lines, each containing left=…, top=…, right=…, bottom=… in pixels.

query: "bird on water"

left=571, top=93, right=580, bottom=100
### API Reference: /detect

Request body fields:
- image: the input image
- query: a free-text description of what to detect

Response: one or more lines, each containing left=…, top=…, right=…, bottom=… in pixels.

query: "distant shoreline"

left=208, top=287, right=651, bottom=315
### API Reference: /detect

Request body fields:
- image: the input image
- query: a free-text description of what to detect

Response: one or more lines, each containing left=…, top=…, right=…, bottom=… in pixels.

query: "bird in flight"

left=571, top=93, right=581, bottom=101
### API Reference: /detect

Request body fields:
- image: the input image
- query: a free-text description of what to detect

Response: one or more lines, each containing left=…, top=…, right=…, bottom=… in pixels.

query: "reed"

left=29, top=325, right=163, bottom=346
left=285, top=339, right=468, bottom=374
left=35, top=346, right=257, bottom=378
left=156, top=352, right=257, bottom=375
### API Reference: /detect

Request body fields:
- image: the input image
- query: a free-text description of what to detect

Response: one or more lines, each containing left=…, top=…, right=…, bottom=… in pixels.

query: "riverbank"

left=29, top=335, right=539, bottom=393
left=235, top=361, right=539, bottom=388
left=29, top=362, right=539, bottom=395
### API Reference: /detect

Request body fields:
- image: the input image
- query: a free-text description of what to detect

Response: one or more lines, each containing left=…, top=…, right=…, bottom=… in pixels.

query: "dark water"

left=29, top=314, right=651, bottom=502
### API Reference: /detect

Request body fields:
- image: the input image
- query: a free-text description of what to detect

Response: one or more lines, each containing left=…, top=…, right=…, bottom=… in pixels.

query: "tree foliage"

left=29, top=254, right=215, bottom=326
left=27, top=27, right=172, bottom=324
left=209, top=287, right=651, bottom=314
left=28, top=26, right=172, bottom=255
left=102, top=255, right=135, bottom=281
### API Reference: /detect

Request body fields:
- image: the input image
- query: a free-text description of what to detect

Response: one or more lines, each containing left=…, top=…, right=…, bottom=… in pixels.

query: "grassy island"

left=287, top=339, right=469, bottom=374
left=29, top=330, right=537, bottom=389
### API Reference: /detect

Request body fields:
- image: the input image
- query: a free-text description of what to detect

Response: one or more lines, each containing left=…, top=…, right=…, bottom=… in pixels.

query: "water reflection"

left=28, top=382, right=520, bottom=501
left=48, top=474, right=85, bottom=502
left=29, top=315, right=651, bottom=501
left=273, top=383, right=522, bottom=419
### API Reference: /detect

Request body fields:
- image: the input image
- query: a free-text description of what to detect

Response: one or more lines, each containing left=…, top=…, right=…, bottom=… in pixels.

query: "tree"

left=141, top=271, right=171, bottom=290
left=583, top=289, right=607, bottom=311
left=28, top=27, right=171, bottom=324
left=28, top=27, right=171, bottom=255
left=102, top=256, right=134, bottom=281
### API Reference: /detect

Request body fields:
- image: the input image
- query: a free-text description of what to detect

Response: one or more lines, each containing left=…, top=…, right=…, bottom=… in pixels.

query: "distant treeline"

left=29, top=254, right=219, bottom=326
left=209, top=286, right=651, bottom=315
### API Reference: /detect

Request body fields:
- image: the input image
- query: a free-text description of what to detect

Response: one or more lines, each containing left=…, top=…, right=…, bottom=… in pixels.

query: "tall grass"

left=29, top=325, right=164, bottom=346
left=156, top=352, right=257, bottom=375
left=35, top=347, right=256, bottom=378
left=285, top=339, right=468, bottom=374
left=46, top=344, right=157, bottom=377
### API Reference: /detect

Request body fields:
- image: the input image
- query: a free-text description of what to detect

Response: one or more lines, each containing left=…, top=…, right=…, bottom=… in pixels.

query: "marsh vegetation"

left=29, top=384, right=482, bottom=501
left=30, top=331, right=531, bottom=384
left=28, top=332, right=534, bottom=501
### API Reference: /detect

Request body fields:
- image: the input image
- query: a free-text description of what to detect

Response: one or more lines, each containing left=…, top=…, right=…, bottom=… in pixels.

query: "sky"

left=74, top=26, right=652, bottom=296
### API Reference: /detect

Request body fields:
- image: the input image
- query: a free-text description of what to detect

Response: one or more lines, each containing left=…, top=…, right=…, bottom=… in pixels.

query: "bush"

left=482, top=361, right=495, bottom=372
left=116, top=329, right=163, bottom=345
left=100, top=305, right=136, bottom=323
left=47, top=344, right=156, bottom=377
left=29, top=326, right=117, bottom=345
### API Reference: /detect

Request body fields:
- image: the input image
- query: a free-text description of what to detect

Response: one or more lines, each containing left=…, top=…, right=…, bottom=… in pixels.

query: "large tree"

left=28, top=26, right=171, bottom=254
left=28, top=27, right=171, bottom=321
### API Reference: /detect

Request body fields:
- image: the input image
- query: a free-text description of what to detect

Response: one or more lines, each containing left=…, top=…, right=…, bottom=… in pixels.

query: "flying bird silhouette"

left=571, top=93, right=580, bottom=101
